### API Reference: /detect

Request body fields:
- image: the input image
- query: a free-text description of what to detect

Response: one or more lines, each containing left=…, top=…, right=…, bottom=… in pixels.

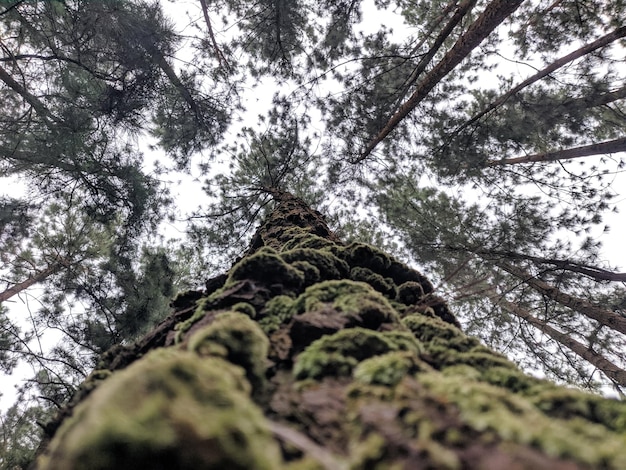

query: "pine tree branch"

left=448, top=25, right=626, bottom=142
left=356, top=0, right=524, bottom=163
left=150, top=50, right=201, bottom=117
left=387, top=0, right=478, bottom=115
left=566, top=84, right=626, bottom=110
left=0, top=62, right=58, bottom=125
left=487, top=136, right=626, bottom=166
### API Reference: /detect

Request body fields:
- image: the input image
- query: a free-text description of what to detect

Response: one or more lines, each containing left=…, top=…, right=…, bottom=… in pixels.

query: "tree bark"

left=487, top=136, right=626, bottom=166
left=356, top=0, right=524, bottom=162
left=0, top=262, right=65, bottom=303
left=33, top=191, right=626, bottom=470
left=486, top=287, right=626, bottom=387
left=198, top=0, right=230, bottom=70
left=474, top=248, right=626, bottom=282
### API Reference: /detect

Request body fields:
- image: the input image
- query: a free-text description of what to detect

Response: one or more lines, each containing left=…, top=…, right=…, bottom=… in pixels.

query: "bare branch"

left=198, top=0, right=231, bottom=70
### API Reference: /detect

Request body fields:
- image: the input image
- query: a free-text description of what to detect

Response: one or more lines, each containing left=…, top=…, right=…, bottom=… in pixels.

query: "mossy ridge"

left=416, top=372, right=626, bottom=468
left=187, top=311, right=270, bottom=394
left=173, top=297, right=213, bottom=344
left=402, top=314, right=463, bottom=343
left=39, top=349, right=282, bottom=470
left=292, top=280, right=399, bottom=328
left=174, top=287, right=262, bottom=345
left=337, top=242, right=433, bottom=294
left=349, top=266, right=397, bottom=298
left=294, top=327, right=423, bottom=380
left=528, top=387, right=626, bottom=433
left=228, top=246, right=305, bottom=291
left=343, top=365, right=626, bottom=469
left=281, top=247, right=350, bottom=284
left=259, top=295, right=296, bottom=334
left=278, top=227, right=337, bottom=251
left=354, top=351, right=433, bottom=387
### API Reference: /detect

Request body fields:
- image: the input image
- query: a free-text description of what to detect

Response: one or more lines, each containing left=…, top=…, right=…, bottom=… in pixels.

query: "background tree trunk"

left=33, top=192, right=626, bottom=470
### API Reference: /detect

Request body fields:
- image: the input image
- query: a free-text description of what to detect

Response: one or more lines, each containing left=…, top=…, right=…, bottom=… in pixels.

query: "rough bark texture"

left=34, top=192, right=626, bottom=469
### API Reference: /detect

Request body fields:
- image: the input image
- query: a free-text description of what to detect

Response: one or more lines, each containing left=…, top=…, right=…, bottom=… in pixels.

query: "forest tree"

left=34, top=191, right=626, bottom=469
left=1, top=0, right=626, bottom=466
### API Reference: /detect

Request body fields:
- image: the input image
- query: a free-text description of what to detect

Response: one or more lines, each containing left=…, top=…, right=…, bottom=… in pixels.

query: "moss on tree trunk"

left=34, top=192, right=626, bottom=469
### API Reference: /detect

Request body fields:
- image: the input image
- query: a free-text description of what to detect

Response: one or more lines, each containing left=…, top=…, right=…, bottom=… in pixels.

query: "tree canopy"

left=1, top=0, right=626, bottom=463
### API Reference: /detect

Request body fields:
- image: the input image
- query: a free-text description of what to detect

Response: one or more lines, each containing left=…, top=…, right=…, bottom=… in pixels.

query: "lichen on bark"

left=36, top=191, right=626, bottom=470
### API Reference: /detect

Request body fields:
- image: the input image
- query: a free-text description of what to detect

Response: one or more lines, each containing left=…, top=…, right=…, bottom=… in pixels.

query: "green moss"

left=65, top=369, right=113, bottom=407
left=441, top=364, right=540, bottom=395
left=259, top=295, right=296, bottom=334
left=479, top=366, right=540, bottom=393
left=282, top=248, right=349, bottom=282
left=426, top=343, right=514, bottom=372
left=173, top=297, right=211, bottom=343
left=170, top=289, right=204, bottom=309
left=354, top=351, right=432, bottom=387
left=292, top=280, right=399, bottom=328
left=348, top=433, right=405, bottom=470
left=187, top=311, right=269, bottom=392
left=284, top=457, right=328, bottom=470
left=290, top=260, right=321, bottom=285
left=228, top=247, right=305, bottom=290
left=350, top=267, right=397, bottom=298
left=339, top=243, right=433, bottom=292
left=341, top=243, right=391, bottom=273
left=294, top=328, right=421, bottom=380
left=382, top=331, right=424, bottom=354
left=230, top=302, right=256, bottom=318
left=40, top=349, right=282, bottom=470
left=418, top=372, right=626, bottom=468
left=294, top=351, right=357, bottom=381
left=440, top=364, right=482, bottom=381
left=396, top=281, right=424, bottom=305
left=279, top=228, right=336, bottom=251
left=450, top=351, right=515, bottom=371
left=402, top=314, right=463, bottom=343
left=529, top=387, right=626, bottom=432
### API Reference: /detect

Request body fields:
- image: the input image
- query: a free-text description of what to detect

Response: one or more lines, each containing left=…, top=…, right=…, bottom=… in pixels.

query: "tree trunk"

left=0, top=262, right=65, bottom=303
left=494, top=260, right=626, bottom=336
left=357, top=0, right=524, bottom=162
left=486, top=286, right=626, bottom=387
left=477, top=249, right=626, bottom=282
left=487, top=136, right=626, bottom=166
left=33, top=192, right=626, bottom=469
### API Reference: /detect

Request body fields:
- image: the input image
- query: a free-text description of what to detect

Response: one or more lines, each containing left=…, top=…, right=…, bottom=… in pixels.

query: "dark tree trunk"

left=33, top=192, right=626, bottom=470
left=487, top=137, right=626, bottom=166
left=357, top=0, right=524, bottom=162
